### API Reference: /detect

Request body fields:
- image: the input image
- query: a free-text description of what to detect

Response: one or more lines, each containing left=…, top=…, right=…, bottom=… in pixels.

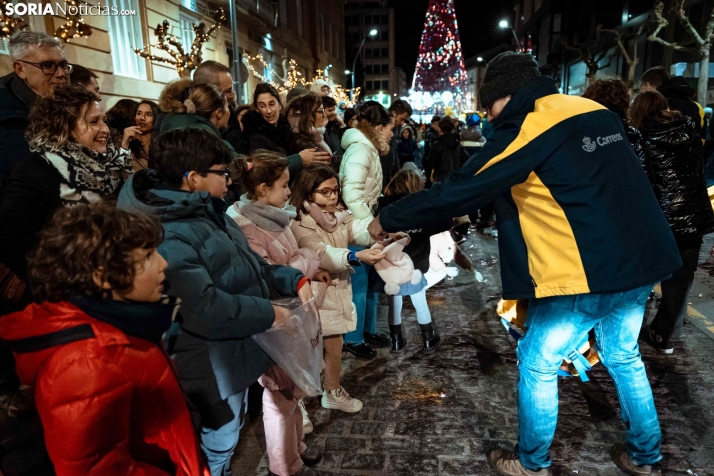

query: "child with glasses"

left=290, top=164, right=386, bottom=415
left=227, top=151, right=331, bottom=476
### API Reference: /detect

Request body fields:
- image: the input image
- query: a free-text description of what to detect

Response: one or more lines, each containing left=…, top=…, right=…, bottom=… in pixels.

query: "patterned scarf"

left=303, top=200, right=350, bottom=233
left=33, top=141, right=128, bottom=207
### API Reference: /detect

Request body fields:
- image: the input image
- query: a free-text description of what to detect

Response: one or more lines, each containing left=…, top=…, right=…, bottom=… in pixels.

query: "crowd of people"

left=0, top=30, right=712, bottom=476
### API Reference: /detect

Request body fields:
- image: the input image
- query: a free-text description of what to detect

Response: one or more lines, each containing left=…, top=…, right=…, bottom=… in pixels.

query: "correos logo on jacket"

left=582, top=133, right=624, bottom=152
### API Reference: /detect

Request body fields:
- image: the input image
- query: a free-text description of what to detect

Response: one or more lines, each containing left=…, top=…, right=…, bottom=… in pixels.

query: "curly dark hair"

left=582, top=79, right=631, bottom=120
left=28, top=201, right=164, bottom=302
left=26, top=82, right=99, bottom=151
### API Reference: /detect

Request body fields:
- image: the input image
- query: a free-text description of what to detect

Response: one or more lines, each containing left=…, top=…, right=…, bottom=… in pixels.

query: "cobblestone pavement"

left=1, top=231, right=713, bottom=475
left=236, top=231, right=714, bottom=476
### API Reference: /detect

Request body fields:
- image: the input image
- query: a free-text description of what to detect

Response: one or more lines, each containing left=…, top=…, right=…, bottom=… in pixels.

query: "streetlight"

left=476, top=56, right=484, bottom=62
left=324, top=64, right=332, bottom=78
left=345, top=69, right=351, bottom=74
left=499, top=20, right=522, bottom=52
left=351, top=28, right=378, bottom=102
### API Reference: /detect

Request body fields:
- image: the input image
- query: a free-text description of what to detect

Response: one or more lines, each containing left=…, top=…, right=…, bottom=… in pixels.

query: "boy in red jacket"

left=0, top=202, right=209, bottom=476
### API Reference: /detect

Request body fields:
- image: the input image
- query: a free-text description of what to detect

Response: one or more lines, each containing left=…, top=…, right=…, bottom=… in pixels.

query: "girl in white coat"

left=338, top=104, right=395, bottom=359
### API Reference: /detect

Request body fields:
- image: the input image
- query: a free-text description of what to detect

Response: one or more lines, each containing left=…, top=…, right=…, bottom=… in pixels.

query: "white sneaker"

left=298, top=399, right=313, bottom=434
left=321, top=386, right=363, bottom=413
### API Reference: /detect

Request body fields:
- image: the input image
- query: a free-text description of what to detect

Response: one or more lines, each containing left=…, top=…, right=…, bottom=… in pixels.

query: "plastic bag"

left=252, top=297, right=323, bottom=396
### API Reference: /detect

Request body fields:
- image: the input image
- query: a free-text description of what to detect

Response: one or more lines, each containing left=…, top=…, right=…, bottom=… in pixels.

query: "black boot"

left=389, top=324, right=407, bottom=353
left=419, top=322, right=442, bottom=355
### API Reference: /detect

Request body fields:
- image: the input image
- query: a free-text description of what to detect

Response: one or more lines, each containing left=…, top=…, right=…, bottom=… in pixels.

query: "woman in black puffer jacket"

left=630, top=90, right=714, bottom=353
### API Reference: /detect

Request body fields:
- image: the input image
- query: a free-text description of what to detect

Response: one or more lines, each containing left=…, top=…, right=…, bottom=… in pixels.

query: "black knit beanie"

left=479, top=52, right=541, bottom=107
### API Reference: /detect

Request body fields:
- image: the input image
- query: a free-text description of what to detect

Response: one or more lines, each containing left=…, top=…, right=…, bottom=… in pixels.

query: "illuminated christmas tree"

left=412, top=0, right=467, bottom=108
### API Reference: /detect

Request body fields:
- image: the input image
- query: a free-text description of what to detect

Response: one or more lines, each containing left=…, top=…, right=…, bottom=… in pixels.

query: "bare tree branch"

left=648, top=1, right=697, bottom=52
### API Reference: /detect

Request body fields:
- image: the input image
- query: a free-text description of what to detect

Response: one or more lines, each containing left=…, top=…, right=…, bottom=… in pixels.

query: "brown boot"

left=610, top=444, right=662, bottom=476
left=486, top=448, right=552, bottom=476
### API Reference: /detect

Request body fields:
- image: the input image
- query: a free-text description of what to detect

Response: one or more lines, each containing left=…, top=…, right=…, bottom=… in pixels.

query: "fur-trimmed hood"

left=341, top=119, right=390, bottom=156
left=158, top=78, right=193, bottom=113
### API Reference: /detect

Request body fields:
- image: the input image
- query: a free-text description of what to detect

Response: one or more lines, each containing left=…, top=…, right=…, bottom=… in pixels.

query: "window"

left=365, top=49, right=373, bottom=58
left=280, top=0, right=287, bottom=26
left=296, top=0, right=303, bottom=37
left=365, top=65, right=372, bottom=74
left=320, top=15, right=325, bottom=52
left=0, top=38, right=7, bottom=55
left=382, top=64, right=389, bottom=73
left=107, top=0, right=146, bottom=79
left=180, top=13, right=197, bottom=52
left=328, top=24, right=333, bottom=55
left=366, top=81, right=373, bottom=90
left=381, top=14, right=388, bottom=24
left=381, top=48, right=388, bottom=57
left=364, top=14, right=371, bottom=24
left=382, top=80, right=389, bottom=90
left=381, top=31, right=388, bottom=41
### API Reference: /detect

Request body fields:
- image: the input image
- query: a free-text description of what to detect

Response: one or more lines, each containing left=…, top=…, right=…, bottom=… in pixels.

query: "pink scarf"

left=303, top=201, right=349, bottom=233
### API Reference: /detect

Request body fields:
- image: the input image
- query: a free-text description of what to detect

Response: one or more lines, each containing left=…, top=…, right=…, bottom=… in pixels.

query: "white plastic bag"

left=252, top=297, right=323, bottom=396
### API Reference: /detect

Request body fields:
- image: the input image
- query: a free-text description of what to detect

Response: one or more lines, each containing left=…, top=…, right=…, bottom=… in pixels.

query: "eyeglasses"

left=200, top=169, right=231, bottom=182
left=314, top=108, right=326, bottom=116
left=313, top=186, right=340, bottom=198
left=17, top=60, right=73, bottom=75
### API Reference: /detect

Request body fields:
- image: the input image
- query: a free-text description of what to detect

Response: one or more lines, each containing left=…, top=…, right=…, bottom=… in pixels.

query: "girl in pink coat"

left=227, top=152, right=330, bottom=476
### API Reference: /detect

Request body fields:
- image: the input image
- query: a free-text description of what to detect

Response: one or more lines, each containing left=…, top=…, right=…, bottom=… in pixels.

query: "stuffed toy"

left=371, top=237, right=423, bottom=295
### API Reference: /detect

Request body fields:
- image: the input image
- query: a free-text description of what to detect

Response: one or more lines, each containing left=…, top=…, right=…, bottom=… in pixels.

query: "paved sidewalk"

left=237, top=232, right=714, bottom=476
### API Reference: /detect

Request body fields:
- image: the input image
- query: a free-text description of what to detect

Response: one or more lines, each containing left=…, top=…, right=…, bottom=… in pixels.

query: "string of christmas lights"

left=133, top=7, right=226, bottom=78
left=0, top=0, right=28, bottom=38
left=54, top=0, right=92, bottom=42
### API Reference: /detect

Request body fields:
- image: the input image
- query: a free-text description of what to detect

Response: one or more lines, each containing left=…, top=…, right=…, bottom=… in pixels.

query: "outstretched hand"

left=299, top=148, right=331, bottom=166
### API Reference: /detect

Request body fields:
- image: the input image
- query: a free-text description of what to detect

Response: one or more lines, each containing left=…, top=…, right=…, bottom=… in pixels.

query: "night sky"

left=390, top=0, right=515, bottom=83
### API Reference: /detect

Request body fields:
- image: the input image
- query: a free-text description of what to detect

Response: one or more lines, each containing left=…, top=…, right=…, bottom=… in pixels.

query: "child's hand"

left=356, top=249, right=387, bottom=265
left=271, top=305, right=291, bottom=329
left=298, top=284, right=320, bottom=324
left=313, top=270, right=333, bottom=286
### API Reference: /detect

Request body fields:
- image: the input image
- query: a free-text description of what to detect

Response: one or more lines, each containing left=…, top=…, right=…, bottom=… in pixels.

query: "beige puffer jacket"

left=291, top=211, right=373, bottom=336
left=339, top=119, right=390, bottom=219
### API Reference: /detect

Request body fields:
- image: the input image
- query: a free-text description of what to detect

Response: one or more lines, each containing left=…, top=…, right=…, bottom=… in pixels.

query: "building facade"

left=345, top=0, right=407, bottom=106
left=510, top=0, right=714, bottom=104
left=0, top=0, right=346, bottom=108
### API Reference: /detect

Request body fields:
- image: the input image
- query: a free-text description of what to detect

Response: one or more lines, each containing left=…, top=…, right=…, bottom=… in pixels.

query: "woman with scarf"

left=0, top=83, right=128, bottom=317
left=286, top=92, right=332, bottom=164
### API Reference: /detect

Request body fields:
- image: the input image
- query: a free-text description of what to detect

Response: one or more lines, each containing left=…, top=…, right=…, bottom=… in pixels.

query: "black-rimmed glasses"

left=200, top=169, right=231, bottom=182
left=17, top=60, right=72, bottom=75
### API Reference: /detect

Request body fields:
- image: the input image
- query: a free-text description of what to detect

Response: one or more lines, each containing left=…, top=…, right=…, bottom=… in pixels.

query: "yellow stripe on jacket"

left=511, top=172, right=590, bottom=298
left=475, top=95, right=607, bottom=177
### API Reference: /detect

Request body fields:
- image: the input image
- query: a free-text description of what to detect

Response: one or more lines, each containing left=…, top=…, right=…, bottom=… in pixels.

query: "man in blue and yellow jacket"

left=369, top=52, right=681, bottom=476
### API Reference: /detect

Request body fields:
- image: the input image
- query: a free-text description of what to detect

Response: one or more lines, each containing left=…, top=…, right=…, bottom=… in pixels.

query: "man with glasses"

left=0, top=31, right=70, bottom=183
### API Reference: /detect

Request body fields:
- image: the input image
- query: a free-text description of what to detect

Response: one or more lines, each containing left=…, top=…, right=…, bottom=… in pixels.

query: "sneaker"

left=298, top=399, right=313, bottom=434
left=648, top=330, right=673, bottom=355
left=321, top=386, right=363, bottom=413
left=342, top=342, right=376, bottom=360
left=486, top=448, right=552, bottom=475
left=610, top=444, right=662, bottom=475
left=0, top=391, right=32, bottom=419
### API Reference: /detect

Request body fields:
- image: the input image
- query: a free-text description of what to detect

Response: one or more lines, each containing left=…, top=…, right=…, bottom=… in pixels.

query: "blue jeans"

left=515, top=285, right=661, bottom=471
left=344, top=245, right=378, bottom=344
left=201, top=390, right=249, bottom=476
